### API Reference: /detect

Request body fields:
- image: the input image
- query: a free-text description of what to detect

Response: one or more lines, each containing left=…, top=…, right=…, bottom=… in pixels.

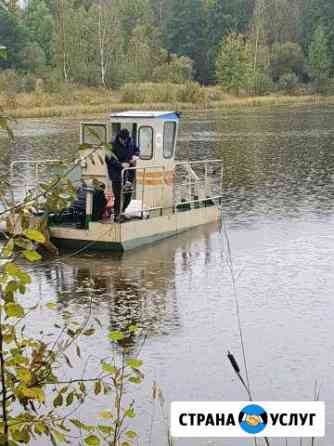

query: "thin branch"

left=43, top=375, right=109, bottom=386
left=0, top=301, right=9, bottom=446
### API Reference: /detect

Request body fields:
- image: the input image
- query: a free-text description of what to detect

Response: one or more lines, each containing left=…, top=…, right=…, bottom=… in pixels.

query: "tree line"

left=0, top=0, right=333, bottom=94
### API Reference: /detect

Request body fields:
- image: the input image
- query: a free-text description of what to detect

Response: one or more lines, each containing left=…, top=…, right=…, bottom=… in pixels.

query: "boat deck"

left=50, top=206, right=221, bottom=252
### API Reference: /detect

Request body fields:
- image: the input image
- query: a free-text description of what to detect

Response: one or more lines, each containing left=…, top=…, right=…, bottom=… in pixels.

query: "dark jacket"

left=126, top=137, right=140, bottom=183
left=127, top=137, right=140, bottom=159
left=73, top=185, right=87, bottom=211
left=92, top=189, right=107, bottom=221
left=105, top=136, right=139, bottom=183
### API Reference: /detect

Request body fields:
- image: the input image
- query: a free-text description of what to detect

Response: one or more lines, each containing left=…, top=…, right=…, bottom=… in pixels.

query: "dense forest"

left=0, top=0, right=334, bottom=95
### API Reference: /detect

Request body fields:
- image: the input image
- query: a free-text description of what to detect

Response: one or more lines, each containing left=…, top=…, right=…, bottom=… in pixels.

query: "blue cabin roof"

left=110, top=111, right=180, bottom=120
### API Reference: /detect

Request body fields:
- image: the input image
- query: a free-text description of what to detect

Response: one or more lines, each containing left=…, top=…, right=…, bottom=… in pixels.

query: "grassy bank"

left=0, top=84, right=333, bottom=119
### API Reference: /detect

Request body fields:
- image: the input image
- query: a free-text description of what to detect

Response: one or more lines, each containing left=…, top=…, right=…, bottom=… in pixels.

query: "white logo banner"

left=171, top=401, right=325, bottom=438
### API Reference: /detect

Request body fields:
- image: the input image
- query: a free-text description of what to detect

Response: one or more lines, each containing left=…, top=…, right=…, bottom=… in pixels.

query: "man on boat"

left=105, top=129, right=139, bottom=222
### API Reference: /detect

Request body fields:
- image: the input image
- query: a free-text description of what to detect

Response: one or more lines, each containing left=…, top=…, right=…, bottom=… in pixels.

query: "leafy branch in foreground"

left=0, top=113, right=144, bottom=446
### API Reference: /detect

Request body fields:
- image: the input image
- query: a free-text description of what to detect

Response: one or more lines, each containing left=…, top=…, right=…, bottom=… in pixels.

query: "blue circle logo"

left=239, top=404, right=268, bottom=434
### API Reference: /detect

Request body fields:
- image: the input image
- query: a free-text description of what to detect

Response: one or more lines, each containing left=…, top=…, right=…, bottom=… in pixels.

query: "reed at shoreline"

left=0, top=84, right=333, bottom=119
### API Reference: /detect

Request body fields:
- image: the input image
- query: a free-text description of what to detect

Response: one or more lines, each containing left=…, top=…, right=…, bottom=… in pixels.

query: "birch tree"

left=94, top=0, right=120, bottom=87
left=97, top=0, right=107, bottom=86
left=252, top=0, right=266, bottom=73
left=54, top=0, right=69, bottom=81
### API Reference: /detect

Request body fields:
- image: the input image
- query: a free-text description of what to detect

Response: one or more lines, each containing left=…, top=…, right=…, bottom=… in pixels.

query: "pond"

left=1, top=105, right=334, bottom=446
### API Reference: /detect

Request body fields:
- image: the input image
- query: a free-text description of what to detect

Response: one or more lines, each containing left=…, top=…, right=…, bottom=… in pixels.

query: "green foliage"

left=0, top=116, right=144, bottom=446
left=248, top=71, right=274, bottom=96
left=260, top=0, right=299, bottom=47
left=153, top=52, right=193, bottom=83
left=0, top=70, right=41, bottom=96
left=24, top=0, right=54, bottom=65
left=109, top=330, right=125, bottom=342
left=166, top=0, right=208, bottom=82
left=20, top=43, right=46, bottom=73
left=0, top=108, right=14, bottom=140
left=177, top=81, right=206, bottom=103
left=206, top=0, right=255, bottom=82
left=300, top=0, right=334, bottom=73
left=0, top=214, right=96, bottom=443
left=308, top=24, right=330, bottom=84
left=277, top=72, right=299, bottom=94
left=38, top=176, right=76, bottom=213
left=123, top=24, right=162, bottom=83
left=0, top=45, right=7, bottom=60
left=270, top=41, right=305, bottom=81
left=216, top=33, right=252, bottom=95
left=0, top=6, right=28, bottom=69
left=120, top=81, right=205, bottom=104
left=3, top=0, right=334, bottom=94
left=120, top=82, right=178, bottom=103
left=313, top=78, right=334, bottom=95
left=63, top=4, right=100, bottom=85
left=114, top=0, right=152, bottom=52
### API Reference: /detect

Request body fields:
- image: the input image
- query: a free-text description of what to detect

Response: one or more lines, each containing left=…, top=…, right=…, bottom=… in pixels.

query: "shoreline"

left=2, top=94, right=334, bottom=119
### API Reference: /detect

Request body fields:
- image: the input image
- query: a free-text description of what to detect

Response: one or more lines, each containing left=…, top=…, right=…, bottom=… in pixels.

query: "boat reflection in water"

left=38, top=222, right=219, bottom=353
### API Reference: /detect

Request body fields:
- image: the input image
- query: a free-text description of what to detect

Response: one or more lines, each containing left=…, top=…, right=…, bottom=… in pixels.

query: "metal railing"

left=175, top=159, right=223, bottom=206
left=10, top=160, right=65, bottom=197
left=9, top=158, right=223, bottom=223
left=120, top=159, right=223, bottom=220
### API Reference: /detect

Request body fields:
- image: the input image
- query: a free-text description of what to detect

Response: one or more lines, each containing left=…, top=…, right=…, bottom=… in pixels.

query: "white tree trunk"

left=98, top=0, right=106, bottom=87
left=57, top=0, right=69, bottom=82
left=253, top=0, right=265, bottom=74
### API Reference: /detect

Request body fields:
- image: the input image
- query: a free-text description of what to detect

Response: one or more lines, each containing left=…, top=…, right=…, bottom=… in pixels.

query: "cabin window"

left=111, top=123, right=121, bottom=140
left=83, top=124, right=107, bottom=145
left=111, top=123, right=137, bottom=142
left=163, top=121, right=176, bottom=159
left=139, top=126, right=153, bottom=160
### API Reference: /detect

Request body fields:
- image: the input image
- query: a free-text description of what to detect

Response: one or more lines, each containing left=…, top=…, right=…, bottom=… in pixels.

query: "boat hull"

left=50, top=206, right=221, bottom=252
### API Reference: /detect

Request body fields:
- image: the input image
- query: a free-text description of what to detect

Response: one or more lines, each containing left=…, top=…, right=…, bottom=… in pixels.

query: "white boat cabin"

left=79, top=111, right=180, bottom=216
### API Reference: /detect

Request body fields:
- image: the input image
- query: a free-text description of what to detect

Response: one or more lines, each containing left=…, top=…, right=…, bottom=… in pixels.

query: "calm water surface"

left=1, top=106, right=334, bottom=445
